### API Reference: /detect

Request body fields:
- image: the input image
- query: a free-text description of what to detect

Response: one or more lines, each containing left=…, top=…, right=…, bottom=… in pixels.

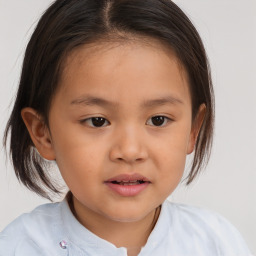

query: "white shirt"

left=0, top=198, right=252, bottom=256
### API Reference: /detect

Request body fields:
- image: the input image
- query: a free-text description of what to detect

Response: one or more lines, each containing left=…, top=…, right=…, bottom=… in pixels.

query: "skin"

left=22, top=41, right=205, bottom=256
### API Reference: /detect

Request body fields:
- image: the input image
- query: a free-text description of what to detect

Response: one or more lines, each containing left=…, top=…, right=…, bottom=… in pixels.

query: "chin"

left=103, top=206, right=154, bottom=223
left=109, top=214, right=146, bottom=223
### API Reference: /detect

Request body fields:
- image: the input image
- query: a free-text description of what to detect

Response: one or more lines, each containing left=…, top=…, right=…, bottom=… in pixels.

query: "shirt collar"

left=59, top=194, right=170, bottom=255
left=140, top=201, right=171, bottom=254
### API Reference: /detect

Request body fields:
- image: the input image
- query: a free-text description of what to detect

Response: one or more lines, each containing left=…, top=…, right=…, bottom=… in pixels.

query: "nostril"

left=109, top=144, right=148, bottom=163
left=116, top=157, right=144, bottom=162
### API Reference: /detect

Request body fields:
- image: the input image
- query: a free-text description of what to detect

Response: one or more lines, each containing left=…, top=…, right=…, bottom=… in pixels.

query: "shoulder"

left=0, top=202, right=63, bottom=256
left=163, top=200, right=252, bottom=255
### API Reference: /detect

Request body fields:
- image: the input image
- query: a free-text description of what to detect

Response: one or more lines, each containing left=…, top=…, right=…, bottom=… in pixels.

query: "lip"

left=104, top=173, right=151, bottom=197
left=105, top=173, right=150, bottom=183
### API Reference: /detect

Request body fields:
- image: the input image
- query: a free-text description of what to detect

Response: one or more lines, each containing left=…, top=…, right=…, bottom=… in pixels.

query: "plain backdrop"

left=0, top=0, right=255, bottom=253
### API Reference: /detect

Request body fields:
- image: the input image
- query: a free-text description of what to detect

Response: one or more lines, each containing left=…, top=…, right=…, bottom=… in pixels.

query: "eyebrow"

left=71, top=96, right=117, bottom=107
left=141, top=96, right=183, bottom=108
left=70, top=95, right=183, bottom=108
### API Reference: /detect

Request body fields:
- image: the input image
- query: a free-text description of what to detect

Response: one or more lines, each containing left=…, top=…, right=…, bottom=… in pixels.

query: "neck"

left=68, top=194, right=161, bottom=256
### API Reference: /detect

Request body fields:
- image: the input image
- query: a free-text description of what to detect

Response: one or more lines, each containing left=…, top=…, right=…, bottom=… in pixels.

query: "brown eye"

left=146, top=116, right=170, bottom=127
left=82, top=117, right=110, bottom=127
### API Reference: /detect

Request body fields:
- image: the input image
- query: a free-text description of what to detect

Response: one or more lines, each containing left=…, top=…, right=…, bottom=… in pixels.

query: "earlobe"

left=21, top=108, right=56, bottom=160
left=187, top=104, right=206, bottom=154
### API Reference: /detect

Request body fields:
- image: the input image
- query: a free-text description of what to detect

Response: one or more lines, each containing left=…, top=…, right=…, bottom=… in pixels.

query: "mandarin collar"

left=59, top=195, right=170, bottom=255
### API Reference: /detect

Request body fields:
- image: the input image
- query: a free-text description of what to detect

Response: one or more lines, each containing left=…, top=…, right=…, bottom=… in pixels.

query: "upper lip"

left=105, top=173, right=151, bottom=183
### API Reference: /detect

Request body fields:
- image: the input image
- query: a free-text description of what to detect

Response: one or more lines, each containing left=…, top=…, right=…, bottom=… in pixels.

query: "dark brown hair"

left=4, top=0, right=214, bottom=200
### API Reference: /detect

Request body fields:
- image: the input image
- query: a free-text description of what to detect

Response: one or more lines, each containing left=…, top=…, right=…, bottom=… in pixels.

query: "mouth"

left=104, top=173, right=151, bottom=197
left=105, top=173, right=151, bottom=185
left=110, top=180, right=148, bottom=185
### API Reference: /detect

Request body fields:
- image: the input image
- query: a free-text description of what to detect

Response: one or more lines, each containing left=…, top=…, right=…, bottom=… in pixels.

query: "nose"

left=109, top=126, right=148, bottom=164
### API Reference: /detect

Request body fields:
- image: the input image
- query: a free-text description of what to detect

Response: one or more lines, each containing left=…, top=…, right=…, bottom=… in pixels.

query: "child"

left=0, top=0, right=252, bottom=255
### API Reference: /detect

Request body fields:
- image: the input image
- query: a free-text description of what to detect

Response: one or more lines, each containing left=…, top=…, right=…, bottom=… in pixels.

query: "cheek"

left=153, top=124, right=191, bottom=177
left=51, top=129, right=107, bottom=185
left=56, top=144, right=102, bottom=173
left=156, top=144, right=187, bottom=197
left=55, top=145, right=103, bottom=198
left=51, top=119, right=102, bottom=160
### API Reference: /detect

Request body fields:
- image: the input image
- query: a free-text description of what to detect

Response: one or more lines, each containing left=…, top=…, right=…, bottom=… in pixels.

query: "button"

left=59, top=240, right=68, bottom=249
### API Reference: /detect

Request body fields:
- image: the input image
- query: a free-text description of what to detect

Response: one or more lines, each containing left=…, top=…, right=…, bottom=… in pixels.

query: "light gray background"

left=0, top=0, right=255, bottom=253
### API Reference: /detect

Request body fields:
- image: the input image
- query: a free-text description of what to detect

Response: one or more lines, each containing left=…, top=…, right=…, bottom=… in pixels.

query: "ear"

left=187, top=104, right=206, bottom=154
left=21, top=108, right=56, bottom=160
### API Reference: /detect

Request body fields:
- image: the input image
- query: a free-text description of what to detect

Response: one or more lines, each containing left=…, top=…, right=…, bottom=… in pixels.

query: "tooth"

left=112, top=180, right=146, bottom=185
left=124, top=181, right=139, bottom=185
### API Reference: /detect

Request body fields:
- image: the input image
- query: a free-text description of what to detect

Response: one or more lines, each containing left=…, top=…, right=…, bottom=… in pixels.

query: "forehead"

left=62, top=38, right=187, bottom=79
left=56, top=39, right=191, bottom=106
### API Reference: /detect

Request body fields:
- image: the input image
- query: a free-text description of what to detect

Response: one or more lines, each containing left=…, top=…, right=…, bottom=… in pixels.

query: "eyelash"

left=80, top=115, right=172, bottom=128
left=146, top=116, right=172, bottom=127
left=80, top=117, right=110, bottom=128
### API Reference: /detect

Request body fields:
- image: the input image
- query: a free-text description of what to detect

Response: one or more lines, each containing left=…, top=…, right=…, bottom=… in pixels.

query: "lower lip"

left=105, top=182, right=150, bottom=197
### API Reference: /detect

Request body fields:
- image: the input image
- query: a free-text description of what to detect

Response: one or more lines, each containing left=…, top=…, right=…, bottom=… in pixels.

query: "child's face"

left=40, top=41, right=202, bottom=222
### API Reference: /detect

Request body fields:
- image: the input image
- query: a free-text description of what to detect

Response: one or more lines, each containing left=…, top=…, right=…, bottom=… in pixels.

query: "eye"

left=81, top=117, right=110, bottom=127
left=146, top=116, right=171, bottom=127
